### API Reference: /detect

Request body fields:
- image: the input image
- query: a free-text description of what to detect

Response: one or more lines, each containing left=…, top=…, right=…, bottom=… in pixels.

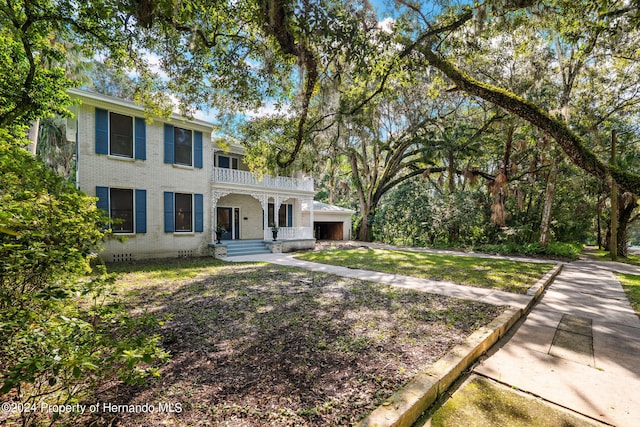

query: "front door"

left=217, top=207, right=240, bottom=240
left=217, top=207, right=233, bottom=240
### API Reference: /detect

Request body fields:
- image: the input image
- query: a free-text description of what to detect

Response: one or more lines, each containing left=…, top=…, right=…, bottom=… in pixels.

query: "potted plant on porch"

left=270, top=223, right=279, bottom=241
left=215, top=223, right=226, bottom=244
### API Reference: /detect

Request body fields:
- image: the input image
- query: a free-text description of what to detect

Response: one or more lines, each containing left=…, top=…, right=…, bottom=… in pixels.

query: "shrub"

left=473, top=242, right=582, bottom=260
left=0, top=134, right=167, bottom=426
left=372, top=179, right=492, bottom=247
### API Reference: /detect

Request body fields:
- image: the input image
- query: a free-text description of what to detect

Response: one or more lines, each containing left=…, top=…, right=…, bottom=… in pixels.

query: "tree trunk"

left=610, top=130, right=618, bottom=261
left=539, top=154, right=559, bottom=247
left=596, top=194, right=602, bottom=249
left=357, top=205, right=373, bottom=242
left=503, top=124, right=513, bottom=181
left=25, top=119, right=39, bottom=154
left=604, top=192, right=637, bottom=258
left=617, top=193, right=638, bottom=258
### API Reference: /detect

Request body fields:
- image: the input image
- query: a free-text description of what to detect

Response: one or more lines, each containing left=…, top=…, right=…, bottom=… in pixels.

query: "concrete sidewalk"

left=226, top=252, right=536, bottom=309
left=474, top=260, right=640, bottom=426
left=227, top=251, right=640, bottom=426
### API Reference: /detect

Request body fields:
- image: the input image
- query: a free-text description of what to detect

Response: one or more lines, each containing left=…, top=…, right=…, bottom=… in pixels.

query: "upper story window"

left=174, top=127, right=193, bottom=166
left=164, top=124, right=203, bottom=168
left=95, top=108, right=146, bottom=160
left=109, top=113, right=134, bottom=157
left=217, top=154, right=239, bottom=169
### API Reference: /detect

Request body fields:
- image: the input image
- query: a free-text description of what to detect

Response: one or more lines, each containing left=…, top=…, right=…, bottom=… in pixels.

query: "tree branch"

left=419, top=46, right=640, bottom=195
left=345, top=8, right=473, bottom=116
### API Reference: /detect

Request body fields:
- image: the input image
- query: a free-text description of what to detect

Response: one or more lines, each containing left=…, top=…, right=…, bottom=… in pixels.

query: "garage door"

left=314, top=222, right=343, bottom=240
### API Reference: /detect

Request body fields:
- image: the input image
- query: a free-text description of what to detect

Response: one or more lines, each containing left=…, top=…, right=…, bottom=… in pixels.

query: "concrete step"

left=223, top=240, right=271, bottom=256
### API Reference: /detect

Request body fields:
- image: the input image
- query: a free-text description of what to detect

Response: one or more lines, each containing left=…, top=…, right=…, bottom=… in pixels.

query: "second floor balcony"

left=212, top=167, right=314, bottom=193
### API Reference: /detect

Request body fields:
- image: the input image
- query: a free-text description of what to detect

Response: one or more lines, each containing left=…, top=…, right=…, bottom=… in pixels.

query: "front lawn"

left=297, top=248, right=554, bottom=294
left=582, top=247, right=640, bottom=266
left=422, top=376, right=599, bottom=427
left=616, top=273, right=640, bottom=318
left=92, top=258, right=506, bottom=426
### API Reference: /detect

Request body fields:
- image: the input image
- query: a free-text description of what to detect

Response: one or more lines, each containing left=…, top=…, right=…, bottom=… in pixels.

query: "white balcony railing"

left=266, top=227, right=313, bottom=241
left=213, top=167, right=314, bottom=192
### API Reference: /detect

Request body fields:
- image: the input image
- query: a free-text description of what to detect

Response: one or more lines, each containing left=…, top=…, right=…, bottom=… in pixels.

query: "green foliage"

left=0, top=1, right=74, bottom=133
left=1, top=134, right=167, bottom=426
left=37, top=116, right=76, bottom=180
left=616, top=273, right=640, bottom=318
left=473, top=242, right=582, bottom=260
left=589, top=249, right=640, bottom=267
left=372, top=178, right=494, bottom=247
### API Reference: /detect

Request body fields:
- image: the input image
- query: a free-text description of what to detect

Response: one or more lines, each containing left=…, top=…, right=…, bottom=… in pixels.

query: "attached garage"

left=302, top=201, right=356, bottom=241
left=315, top=222, right=344, bottom=240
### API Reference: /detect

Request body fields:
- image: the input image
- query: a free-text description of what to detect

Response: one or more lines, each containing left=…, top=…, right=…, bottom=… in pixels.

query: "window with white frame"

left=95, top=186, right=147, bottom=234
left=266, top=203, right=293, bottom=227
left=217, top=154, right=239, bottom=169
left=109, top=112, right=134, bottom=157
left=174, top=127, right=193, bottom=166
left=110, top=188, right=134, bottom=233
left=163, top=192, right=204, bottom=233
left=175, top=193, right=193, bottom=232
left=163, top=124, right=203, bottom=168
left=95, top=108, right=146, bottom=159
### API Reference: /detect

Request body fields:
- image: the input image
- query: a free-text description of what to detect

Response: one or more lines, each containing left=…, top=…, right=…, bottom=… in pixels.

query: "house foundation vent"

left=178, top=249, right=193, bottom=258
left=111, top=253, right=133, bottom=263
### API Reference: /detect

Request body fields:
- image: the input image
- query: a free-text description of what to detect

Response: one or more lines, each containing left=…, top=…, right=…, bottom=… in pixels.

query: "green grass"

left=420, top=376, right=599, bottom=427
left=106, top=257, right=227, bottom=281
left=101, top=258, right=505, bottom=426
left=616, top=273, right=640, bottom=318
left=296, top=248, right=555, bottom=294
left=586, top=248, right=640, bottom=266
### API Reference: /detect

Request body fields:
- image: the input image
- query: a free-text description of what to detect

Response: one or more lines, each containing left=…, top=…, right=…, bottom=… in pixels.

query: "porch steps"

left=224, top=240, right=271, bottom=256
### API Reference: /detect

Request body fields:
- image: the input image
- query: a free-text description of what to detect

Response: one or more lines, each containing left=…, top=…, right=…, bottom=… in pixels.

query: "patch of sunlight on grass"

left=423, top=376, right=599, bottom=427
left=587, top=249, right=640, bottom=267
left=297, top=249, right=554, bottom=294
left=616, top=273, right=640, bottom=319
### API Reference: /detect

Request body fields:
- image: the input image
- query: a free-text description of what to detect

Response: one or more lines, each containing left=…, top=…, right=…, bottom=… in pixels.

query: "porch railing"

left=213, top=167, right=314, bottom=192
left=266, top=227, right=313, bottom=241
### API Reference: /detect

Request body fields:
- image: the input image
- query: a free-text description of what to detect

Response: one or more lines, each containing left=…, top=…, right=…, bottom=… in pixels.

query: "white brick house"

left=69, top=89, right=317, bottom=261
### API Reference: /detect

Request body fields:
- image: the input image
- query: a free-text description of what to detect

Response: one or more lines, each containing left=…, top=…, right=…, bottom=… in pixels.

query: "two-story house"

left=69, top=89, right=318, bottom=261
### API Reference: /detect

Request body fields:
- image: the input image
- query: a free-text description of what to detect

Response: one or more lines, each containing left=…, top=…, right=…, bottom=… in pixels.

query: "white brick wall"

left=75, top=101, right=212, bottom=261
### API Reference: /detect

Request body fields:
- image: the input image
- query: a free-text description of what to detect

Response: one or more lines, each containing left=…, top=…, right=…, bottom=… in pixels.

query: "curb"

left=356, top=263, right=564, bottom=427
left=525, top=263, right=564, bottom=305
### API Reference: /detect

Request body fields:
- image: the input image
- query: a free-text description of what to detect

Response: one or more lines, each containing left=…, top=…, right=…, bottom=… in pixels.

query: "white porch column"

left=259, top=194, right=269, bottom=240
left=310, top=198, right=315, bottom=239
left=274, top=195, right=283, bottom=229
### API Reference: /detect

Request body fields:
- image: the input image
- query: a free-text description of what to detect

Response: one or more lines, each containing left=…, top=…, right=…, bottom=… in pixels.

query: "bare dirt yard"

left=91, top=258, right=506, bottom=426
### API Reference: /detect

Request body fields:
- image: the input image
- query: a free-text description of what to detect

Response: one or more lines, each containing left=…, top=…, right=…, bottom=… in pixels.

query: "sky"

left=195, top=0, right=449, bottom=125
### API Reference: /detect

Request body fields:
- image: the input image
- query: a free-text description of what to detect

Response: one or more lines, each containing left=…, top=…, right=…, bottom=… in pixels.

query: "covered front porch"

left=211, top=190, right=314, bottom=244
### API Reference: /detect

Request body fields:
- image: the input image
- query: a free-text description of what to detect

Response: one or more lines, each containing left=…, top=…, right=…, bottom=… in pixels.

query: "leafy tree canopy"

left=2, top=0, right=640, bottom=192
